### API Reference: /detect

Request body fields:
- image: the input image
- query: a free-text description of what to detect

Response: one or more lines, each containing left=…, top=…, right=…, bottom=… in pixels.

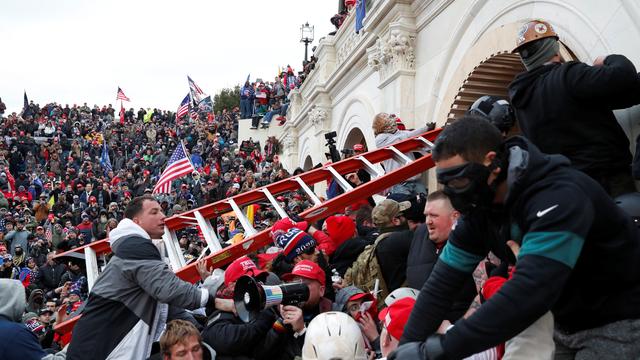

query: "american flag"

left=45, top=222, right=53, bottom=243
left=187, top=76, right=204, bottom=104
left=116, top=87, right=130, bottom=102
left=189, top=107, right=199, bottom=121
left=187, top=76, right=204, bottom=95
left=153, top=142, right=195, bottom=194
left=176, top=94, right=190, bottom=119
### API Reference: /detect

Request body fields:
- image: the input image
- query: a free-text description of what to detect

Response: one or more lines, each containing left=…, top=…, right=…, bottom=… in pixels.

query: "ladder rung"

left=261, top=188, right=289, bottom=219
left=162, top=227, right=186, bottom=270
left=388, top=146, right=413, bottom=165
left=84, top=247, right=99, bottom=291
left=294, top=177, right=322, bottom=205
left=326, top=166, right=354, bottom=191
left=356, top=156, right=385, bottom=178
left=416, top=136, right=435, bottom=152
left=194, top=210, right=222, bottom=253
left=228, top=199, right=258, bottom=236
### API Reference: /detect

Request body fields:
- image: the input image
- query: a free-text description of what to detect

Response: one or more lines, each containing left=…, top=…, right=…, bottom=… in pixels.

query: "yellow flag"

left=246, top=204, right=255, bottom=225
left=48, top=195, right=55, bottom=207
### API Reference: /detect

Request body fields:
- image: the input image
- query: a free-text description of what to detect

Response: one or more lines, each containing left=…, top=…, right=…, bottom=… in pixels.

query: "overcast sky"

left=0, top=0, right=337, bottom=113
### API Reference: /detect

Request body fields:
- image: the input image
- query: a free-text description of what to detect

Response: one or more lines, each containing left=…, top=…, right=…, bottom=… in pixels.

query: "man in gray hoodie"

left=0, top=279, right=67, bottom=359
left=67, top=195, right=223, bottom=360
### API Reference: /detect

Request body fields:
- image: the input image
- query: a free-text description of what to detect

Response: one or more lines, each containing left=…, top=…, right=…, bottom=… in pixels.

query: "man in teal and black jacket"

left=392, top=116, right=640, bottom=360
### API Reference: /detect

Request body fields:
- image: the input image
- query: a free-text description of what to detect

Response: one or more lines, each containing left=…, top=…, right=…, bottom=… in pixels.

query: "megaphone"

left=234, top=275, right=309, bottom=323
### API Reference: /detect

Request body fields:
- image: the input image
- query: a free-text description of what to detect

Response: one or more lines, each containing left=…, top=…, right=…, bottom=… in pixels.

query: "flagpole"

left=180, top=140, right=197, bottom=171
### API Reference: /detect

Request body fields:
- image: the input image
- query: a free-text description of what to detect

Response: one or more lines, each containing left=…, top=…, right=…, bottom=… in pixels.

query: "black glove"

left=388, top=335, right=446, bottom=360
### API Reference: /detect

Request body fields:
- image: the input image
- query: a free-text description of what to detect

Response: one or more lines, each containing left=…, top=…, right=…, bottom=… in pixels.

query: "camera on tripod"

left=324, top=131, right=342, bottom=163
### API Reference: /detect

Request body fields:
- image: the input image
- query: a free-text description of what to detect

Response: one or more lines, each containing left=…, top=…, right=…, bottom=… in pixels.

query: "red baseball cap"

left=281, top=260, right=326, bottom=286
left=353, top=144, right=365, bottom=152
left=270, top=218, right=308, bottom=238
left=224, top=256, right=267, bottom=286
left=378, top=297, right=415, bottom=340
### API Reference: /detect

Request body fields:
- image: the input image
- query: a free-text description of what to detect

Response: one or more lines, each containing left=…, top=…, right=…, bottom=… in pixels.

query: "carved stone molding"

left=367, top=26, right=416, bottom=82
left=282, top=133, right=298, bottom=151
left=309, top=107, right=328, bottom=127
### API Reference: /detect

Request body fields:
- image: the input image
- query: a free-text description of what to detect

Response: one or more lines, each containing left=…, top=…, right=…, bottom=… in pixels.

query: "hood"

left=502, top=136, right=570, bottom=207
left=108, top=218, right=150, bottom=248
left=332, top=286, right=365, bottom=312
left=508, top=64, right=557, bottom=109
left=0, top=279, right=26, bottom=321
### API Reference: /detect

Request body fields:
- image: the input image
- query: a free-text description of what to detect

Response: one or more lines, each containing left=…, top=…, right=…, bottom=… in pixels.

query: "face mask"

left=15, top=249, right=23, bottom=255
left=100, top=216, right=107, bottom=223
left=436, top=161, right=497, bottom=214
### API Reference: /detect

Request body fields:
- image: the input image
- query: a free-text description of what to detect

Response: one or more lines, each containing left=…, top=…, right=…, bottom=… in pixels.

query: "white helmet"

left=302, top=312, right=367, bottom=360
left=384, top=287, right=419, bottom=306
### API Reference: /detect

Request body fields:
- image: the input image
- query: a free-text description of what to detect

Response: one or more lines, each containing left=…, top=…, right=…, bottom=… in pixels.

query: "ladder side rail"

left=175, top=152, right=437, bottom=283
left=53, top=129, right=443, bottom=335
left=164, top=128, right=441, bottom=231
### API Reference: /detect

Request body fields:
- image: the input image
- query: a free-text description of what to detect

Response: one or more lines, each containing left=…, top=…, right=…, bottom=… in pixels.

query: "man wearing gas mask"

left=391, top=116, right=640, bottom=359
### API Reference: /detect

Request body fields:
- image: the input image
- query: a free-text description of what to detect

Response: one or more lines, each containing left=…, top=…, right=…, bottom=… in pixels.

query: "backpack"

left=343, top=232, right=392, bottom=306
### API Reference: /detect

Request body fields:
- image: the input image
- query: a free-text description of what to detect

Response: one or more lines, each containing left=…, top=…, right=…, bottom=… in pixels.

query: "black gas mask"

left=436, top=160, right=500, bottom=214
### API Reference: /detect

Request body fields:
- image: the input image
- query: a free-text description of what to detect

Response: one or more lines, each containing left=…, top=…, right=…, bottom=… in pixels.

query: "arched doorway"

left=303, top=155, right=313, bottom=171
left=446, top=43, right=578, bottom=124
left=342, top=127, right=367, bottom=153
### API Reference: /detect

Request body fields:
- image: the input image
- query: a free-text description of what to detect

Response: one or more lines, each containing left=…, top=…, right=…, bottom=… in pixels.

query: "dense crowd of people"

left=1, top=15, right=640, bottom=360
left=240, top=66, right=312, bottom=129
left=0, top=92, right=321, bottom=356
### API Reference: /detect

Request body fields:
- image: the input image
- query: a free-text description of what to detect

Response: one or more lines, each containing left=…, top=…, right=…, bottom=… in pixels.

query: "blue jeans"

left=262, top=111, right=276, bottom=124
left=280, top=103, right=289, bottom=116
left=240, top=99, right=252, bottom=119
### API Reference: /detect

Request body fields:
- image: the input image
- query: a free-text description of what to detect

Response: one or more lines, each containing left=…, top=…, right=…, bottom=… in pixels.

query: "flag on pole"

left=100, top=140, right=112, bottom=175
left=176, top=94, right=190, bottom=120
left=187, top=76, right=205, bottom=105
left=45, top=221, right=53, bottom=243
left=22, top=91, right=32, bottom=118
left=245, top=73, right=251, bottom=83
left=47, top=194, right=55, bottom=208
left=197, top=96, right=213, bottom=113
left=116, top=87, right=130, bottom=102
left=189, top=106, right=198, bottom=121
left=355, top=0, right=366, bottom=33
left=119, top=102, right=125, bottom=125
left=153, top=142, right=196, bottom=194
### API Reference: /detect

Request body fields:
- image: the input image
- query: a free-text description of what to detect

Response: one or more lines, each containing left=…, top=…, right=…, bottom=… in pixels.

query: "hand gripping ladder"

left=53, top=127, right=441, bottom=335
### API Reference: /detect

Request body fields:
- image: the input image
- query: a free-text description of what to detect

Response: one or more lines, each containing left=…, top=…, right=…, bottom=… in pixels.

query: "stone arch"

left=335, top=95, right=376, bottom=151
left=298, top=136, right=313, bottom=169
left=341, top=127, right=367, bottom=153
left=303, top=155, right=314, bottom=171
left=426, top=0, right=621, bottom=126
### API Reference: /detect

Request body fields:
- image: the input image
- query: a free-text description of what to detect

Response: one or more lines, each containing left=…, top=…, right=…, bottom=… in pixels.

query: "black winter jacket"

left=401, top=136, right=640, bottom=359
left=201, top=309, right=276, bottom=360
left=509, top=55, right=640, bottom=176
left=406, top=224, right=477, bottom=322
left=375, top=227, right=413, bottom=292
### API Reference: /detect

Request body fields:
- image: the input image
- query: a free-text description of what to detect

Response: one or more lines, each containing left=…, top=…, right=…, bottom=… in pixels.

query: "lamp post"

left=300, top=22, right=314, bottom=63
